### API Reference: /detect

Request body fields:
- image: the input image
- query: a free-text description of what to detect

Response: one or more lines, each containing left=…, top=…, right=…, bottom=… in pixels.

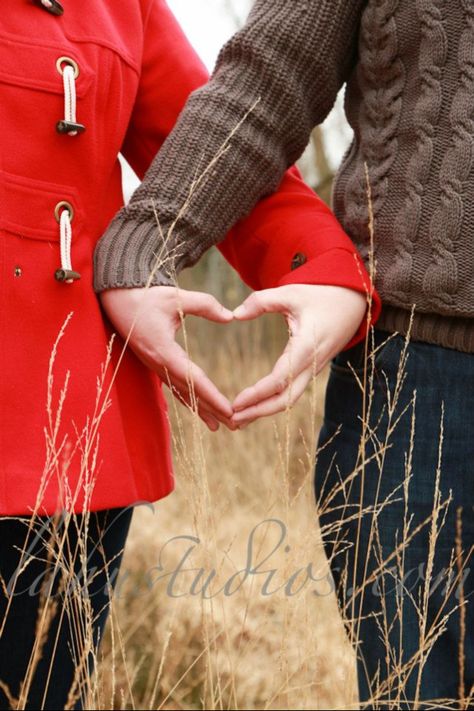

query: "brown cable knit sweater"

left=94, top=0, right=474, bottom=353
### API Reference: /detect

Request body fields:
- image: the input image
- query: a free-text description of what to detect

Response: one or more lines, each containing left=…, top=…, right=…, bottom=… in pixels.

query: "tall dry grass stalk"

left=0, top=126, right=471, bottom=711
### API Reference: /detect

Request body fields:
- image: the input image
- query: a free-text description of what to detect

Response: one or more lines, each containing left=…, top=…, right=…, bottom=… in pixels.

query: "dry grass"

left=1, top=119, right=471, bottom=708
left=95, top=315, right=357, bottom=710
left=2, top=297, right=471, bottom=710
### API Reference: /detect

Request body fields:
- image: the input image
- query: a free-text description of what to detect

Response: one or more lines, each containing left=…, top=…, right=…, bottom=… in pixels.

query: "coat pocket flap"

left=0, top=171, right=82, bottom=242
left=0, top=34, right=93, bottom=97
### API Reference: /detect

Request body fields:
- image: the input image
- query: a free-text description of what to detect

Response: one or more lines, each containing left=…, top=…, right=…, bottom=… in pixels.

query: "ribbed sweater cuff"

left=93, top=217, right=177, bottom=292
left=377, top=304, right=474, bottom=353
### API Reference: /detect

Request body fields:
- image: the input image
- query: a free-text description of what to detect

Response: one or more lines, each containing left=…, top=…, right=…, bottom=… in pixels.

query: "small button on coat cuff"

left=33, top=0, right=64, bottom=16
left=290, top=252, right=307, bottom=270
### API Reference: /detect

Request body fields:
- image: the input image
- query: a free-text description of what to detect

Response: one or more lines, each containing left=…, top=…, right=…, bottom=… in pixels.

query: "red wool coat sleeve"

left=121, top=0, right=381, bottom=350
left=218, top=167, right=381, bottom=349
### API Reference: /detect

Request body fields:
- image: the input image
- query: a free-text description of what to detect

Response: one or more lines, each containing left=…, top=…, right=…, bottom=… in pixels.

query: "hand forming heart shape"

left=99, top=283, right=369, bottom=431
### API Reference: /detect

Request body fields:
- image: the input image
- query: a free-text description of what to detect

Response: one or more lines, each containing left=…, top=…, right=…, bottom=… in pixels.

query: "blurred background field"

left=106, top=1, right=357, bottom=708
left=99, top=315, right=358, bottom=710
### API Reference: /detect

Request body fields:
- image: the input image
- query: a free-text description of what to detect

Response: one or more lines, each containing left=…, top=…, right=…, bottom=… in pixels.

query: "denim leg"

left=0, top=505, right=134, bottom=710
left=315, top=330, right=474, bottom=709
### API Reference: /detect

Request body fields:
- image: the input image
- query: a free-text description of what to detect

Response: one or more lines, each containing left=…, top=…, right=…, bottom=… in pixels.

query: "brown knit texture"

left=94, top=0, right=474, bottom=353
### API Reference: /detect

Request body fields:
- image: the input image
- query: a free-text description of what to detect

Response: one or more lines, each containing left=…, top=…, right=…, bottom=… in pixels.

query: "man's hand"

left=231, top=284, right=368, bottom=428
left=100, top=286, right=235, bottom=431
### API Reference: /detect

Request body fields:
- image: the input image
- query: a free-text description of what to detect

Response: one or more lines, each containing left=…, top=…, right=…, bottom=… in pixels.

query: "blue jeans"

left=315, top=329, right=474, bottom=709
left=0, top=505, right=133, bottom=710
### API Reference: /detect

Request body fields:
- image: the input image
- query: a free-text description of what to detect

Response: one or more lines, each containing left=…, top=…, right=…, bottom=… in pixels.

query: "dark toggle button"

left=33, top=0, right=64, bottom=16
left=56, top=120, right=86, bottom=135
left=55, top=268, right=81, bottom=283
left=291, top=252, right=308, bottom=270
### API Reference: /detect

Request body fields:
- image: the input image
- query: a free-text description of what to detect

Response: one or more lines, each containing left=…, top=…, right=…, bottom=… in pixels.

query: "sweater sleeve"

left=93, top=0, right=366, bottom=291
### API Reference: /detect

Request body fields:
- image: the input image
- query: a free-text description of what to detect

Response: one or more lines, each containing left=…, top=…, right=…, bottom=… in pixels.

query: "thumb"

left=179, top=291, right=234, bottom=323
left=233, top=290, right=283, bottom=321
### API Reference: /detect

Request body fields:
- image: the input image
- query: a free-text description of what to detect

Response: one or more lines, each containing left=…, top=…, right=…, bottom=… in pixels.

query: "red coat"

left=0, top=0, right=380, bottom=516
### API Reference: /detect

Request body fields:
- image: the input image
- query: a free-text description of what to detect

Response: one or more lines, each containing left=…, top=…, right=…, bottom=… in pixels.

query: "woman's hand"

left=100, top=286, right=235, bottom=431
left=231, top=284, right=368, bottom=428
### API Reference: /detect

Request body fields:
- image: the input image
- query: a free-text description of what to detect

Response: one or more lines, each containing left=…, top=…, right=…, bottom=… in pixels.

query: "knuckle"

left=275, top=378, right=288, bottom=394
